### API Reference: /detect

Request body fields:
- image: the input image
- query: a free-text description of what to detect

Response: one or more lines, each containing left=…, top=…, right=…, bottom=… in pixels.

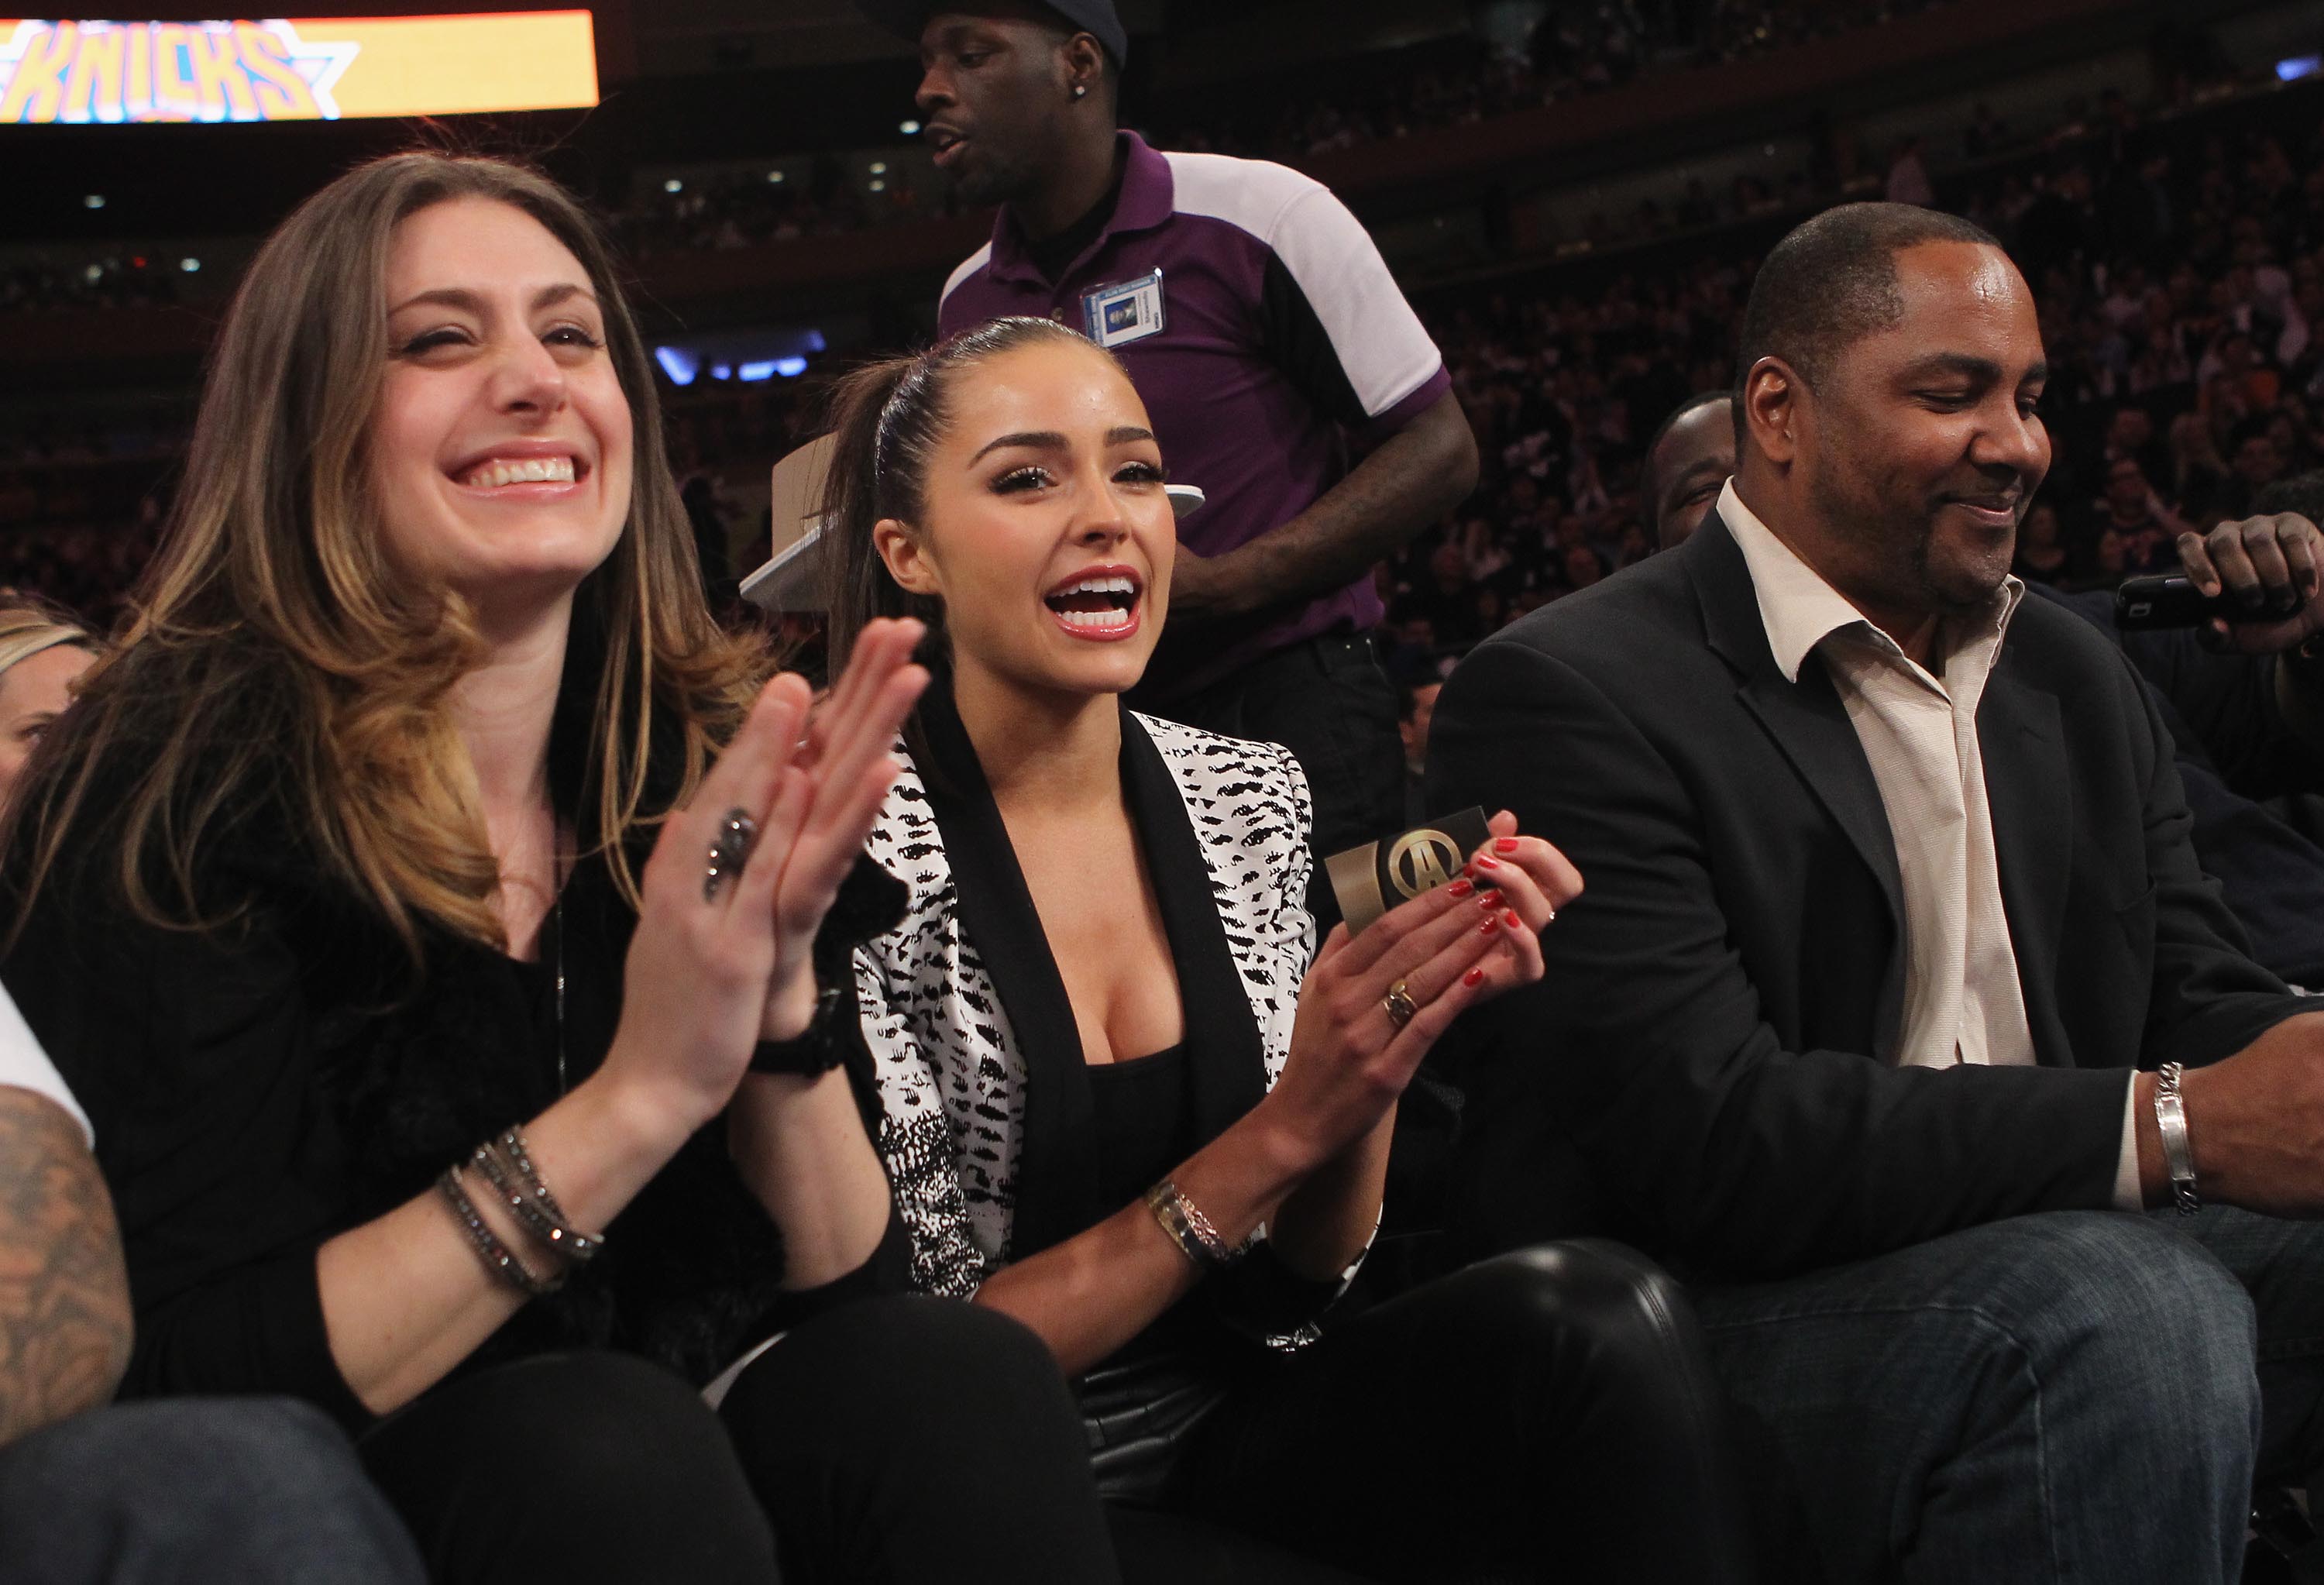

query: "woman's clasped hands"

left=607, top=618, right=930, bottom=1132
left=1262, top=810, right=1582, bottom=1174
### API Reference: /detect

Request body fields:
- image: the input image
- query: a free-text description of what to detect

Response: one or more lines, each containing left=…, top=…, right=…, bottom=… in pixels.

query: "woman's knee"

left=480, top=1353, right=744, bottom=1497
left=1437, top=1239, right=1710, bottom=1383
left=365, top=1352, right=775, bottom=1583
left=723, top=1299, right=1113, bottom=1582
left=727, top=1295, right=1081, bottom=1472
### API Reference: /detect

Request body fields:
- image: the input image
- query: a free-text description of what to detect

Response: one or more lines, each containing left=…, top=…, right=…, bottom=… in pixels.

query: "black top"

left=0, top=751, right=908, bottom=1432
left=910, top=682, right=1339, bottom=1360
left=1085, top=1043, right=1195, bottom=1217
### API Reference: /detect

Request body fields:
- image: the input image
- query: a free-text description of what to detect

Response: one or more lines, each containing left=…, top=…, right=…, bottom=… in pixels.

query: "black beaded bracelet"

left=491, top=1128, right=602, bottom=1264
left=436, top=1164, right=559, bottom=1297
left=470, top=1138, right=600, bottom=1267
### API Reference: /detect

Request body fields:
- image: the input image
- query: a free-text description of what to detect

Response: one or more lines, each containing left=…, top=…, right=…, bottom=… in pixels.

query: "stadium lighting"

left=83, top=194, right=105, bottom=208
left=766, top=170, right=785, bottom=183
left=869, top=160, right=887, bottom=174
left=869, top=180, right=886, bottom=192
left=899, top=119, right=920, bottom=134
left=0, top=16, right=598, bottom=123
left=180, top=257, right=200, bottom=272
left=662, top=178, right=682, bottom=194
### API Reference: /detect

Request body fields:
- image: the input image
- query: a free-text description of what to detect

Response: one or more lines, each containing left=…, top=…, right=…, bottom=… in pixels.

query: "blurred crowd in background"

left=2, top=6, right=2319, bottom=674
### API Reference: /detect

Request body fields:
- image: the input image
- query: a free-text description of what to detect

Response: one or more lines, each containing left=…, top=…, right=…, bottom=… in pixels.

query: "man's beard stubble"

left=1807, top=438, right=2013, bottom=621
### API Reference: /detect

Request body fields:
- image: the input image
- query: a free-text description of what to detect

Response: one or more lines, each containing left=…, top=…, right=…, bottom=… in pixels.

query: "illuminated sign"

left=0, top=12, right=597, bottom=123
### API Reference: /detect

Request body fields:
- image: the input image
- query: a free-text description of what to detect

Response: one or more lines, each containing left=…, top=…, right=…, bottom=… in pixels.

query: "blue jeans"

left=0, top=1397, right=422, bottom=1584
left=1693, top=1206, right=2324, bottom=1584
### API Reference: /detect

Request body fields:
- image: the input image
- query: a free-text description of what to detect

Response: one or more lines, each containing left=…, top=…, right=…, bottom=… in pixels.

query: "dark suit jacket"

left=1427, top=508, right=2308, bottom=1282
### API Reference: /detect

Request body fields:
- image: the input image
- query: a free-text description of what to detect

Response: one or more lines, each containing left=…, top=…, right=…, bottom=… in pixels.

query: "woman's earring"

left=1072, top=84, right=1087, bottom=100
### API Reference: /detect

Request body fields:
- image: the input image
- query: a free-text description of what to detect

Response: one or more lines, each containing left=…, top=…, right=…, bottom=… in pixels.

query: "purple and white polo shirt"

left=937, top=132, right=1452, bottom=696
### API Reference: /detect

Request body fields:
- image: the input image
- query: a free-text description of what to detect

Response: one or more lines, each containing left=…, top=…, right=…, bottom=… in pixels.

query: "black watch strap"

left=749, top=981, right=851, bottom=1076
left=748, top=855, right=906, bottom=1077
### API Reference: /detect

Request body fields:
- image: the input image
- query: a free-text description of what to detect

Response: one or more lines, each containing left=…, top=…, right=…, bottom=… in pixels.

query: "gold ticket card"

left=1325, top=806, right=1493, bottom=935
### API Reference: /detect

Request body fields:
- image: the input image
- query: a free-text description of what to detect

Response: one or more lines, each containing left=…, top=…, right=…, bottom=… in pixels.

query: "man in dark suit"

left=1431, top=202, right=2324, bottom=1584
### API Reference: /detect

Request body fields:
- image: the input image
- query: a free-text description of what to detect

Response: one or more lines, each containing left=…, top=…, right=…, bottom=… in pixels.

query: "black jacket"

left=1427, top=508, right=2306, bottom=1282
left=0, top=747, right=905, bottom=1430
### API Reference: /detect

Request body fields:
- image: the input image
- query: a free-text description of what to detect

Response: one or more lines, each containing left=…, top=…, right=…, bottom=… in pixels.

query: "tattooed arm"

left=0, top=1087, right=130, bottom=1446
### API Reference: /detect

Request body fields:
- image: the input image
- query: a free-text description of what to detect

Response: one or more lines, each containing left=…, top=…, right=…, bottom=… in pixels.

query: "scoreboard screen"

left=0, top=12, right=598, bottom=122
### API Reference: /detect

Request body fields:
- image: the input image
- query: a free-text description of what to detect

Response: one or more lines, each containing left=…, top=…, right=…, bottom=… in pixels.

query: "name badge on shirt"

left=1081, top=270, right=1166, bottom=349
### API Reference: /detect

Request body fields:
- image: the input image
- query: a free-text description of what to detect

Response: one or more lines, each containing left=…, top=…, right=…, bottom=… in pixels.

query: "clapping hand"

left=605, top=621, right=927, bottom=1130
left=1262, top=810, right=1581, bottom=1175
left=758, top=619, right=929, bottom=1040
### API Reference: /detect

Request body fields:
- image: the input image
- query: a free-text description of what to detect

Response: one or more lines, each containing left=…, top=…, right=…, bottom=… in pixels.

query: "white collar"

left=1716, top=479, right=2023, bottom=685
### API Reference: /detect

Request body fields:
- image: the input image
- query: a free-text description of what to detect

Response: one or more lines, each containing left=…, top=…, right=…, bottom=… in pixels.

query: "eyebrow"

left=969, top=425, right=1157, bottom=464
left=1902, top=352, right=2049, bottom=385
left=385, top=283, right=598, bottom=318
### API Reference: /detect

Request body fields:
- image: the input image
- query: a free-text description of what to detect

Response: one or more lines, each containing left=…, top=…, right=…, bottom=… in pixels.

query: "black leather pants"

left=1096, top=1241, right=1755, bottom=1583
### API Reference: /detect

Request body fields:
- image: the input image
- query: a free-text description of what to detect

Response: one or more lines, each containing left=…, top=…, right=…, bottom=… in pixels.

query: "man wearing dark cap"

left=865, top=0, right=1479, bottom=901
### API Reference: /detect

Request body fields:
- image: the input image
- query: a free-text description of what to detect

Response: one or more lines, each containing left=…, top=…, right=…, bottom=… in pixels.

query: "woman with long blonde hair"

left=0, top=154, right=1119, bottom=1583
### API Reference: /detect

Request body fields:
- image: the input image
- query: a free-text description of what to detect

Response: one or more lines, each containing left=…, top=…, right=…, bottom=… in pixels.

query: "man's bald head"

left=1645, top=392, right=1736, bottom=548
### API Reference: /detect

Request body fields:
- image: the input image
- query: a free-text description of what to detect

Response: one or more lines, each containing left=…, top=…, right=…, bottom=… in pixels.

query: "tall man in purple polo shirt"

left=865, top=0, right=1480, bottom=899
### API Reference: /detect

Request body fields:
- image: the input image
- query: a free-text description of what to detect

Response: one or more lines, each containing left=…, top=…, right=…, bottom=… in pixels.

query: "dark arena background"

left=6, top=0, right=2318, bottom=637
left=11, top=4, right=2324, bottom=1581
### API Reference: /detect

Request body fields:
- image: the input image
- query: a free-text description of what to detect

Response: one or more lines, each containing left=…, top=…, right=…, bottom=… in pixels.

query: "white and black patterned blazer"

left=852, top=693, right=1317, bottom=1299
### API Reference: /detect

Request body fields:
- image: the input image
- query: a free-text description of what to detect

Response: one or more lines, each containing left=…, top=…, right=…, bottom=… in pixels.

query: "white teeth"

left=462, top=455, right=577, bottom=488
left=1060, top=607, right=1132, bottom=631
left=1056, top=575, right=1136, bottom=597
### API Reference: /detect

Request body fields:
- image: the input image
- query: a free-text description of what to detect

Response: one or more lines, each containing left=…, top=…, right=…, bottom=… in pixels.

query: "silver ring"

left=1383, top=981, right=1418, bottom=1030
left=703, top=809, right=757, bottom=903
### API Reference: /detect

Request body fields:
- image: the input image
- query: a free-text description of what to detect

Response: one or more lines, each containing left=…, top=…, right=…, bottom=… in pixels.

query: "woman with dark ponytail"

left=816, top=316, right=1755, bottom=1582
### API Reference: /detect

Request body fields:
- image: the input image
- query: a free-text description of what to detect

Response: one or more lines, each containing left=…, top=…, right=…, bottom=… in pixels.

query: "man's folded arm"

left=1429, top=638, right=2126, bottom=1281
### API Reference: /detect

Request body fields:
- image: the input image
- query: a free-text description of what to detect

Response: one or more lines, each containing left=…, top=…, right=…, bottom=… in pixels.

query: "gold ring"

left=1383, top=981, right=1418, bottom=1030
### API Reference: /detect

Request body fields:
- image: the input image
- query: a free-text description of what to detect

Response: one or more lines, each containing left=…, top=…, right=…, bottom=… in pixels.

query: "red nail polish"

left=1473, top=854, right=1501, bottom=871
left=1479, top=916, right=1500, bottom=934
left=1447, top=878, right=1474, bottom=898
left=1463, top=966, right=1486, bottom=988
left=1477, top=889, right=1503, bottom=910
left=1503, top=909, right=1522, bottom=928
left=1494, top=837, right=1520, bottom=854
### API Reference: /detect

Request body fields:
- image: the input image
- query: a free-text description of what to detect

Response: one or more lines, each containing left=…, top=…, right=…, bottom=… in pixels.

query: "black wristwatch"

left=748, top=855, right=906, bottom=1077
left=748, top=980, right=851, bottom=1076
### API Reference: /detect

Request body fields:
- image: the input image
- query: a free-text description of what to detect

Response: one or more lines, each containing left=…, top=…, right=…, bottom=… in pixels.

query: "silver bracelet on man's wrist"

left=2154, top=1061, right=2200, bottom=1216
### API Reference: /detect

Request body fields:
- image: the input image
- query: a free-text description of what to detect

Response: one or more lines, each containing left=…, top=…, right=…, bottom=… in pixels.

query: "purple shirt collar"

left=982, top=131, right=1176, bottom=289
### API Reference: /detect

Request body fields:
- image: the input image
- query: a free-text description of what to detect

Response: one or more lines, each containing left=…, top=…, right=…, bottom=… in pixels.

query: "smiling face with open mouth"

left=1787, top=239, right=2052, bottom=631
left=875, top=335, right=1174, bottom=703
left=370, top=196, right=634, bottom=614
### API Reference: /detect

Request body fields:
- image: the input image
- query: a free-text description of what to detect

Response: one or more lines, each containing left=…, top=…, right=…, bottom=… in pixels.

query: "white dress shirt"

left=0, top=978, right=89, bottom=1146
left=1719, top=483, right=2142, bottom=1208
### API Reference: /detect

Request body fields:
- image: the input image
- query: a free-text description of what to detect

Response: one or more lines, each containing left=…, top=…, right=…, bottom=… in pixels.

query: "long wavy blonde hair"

left=5, top=153, right=764, bottom=958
